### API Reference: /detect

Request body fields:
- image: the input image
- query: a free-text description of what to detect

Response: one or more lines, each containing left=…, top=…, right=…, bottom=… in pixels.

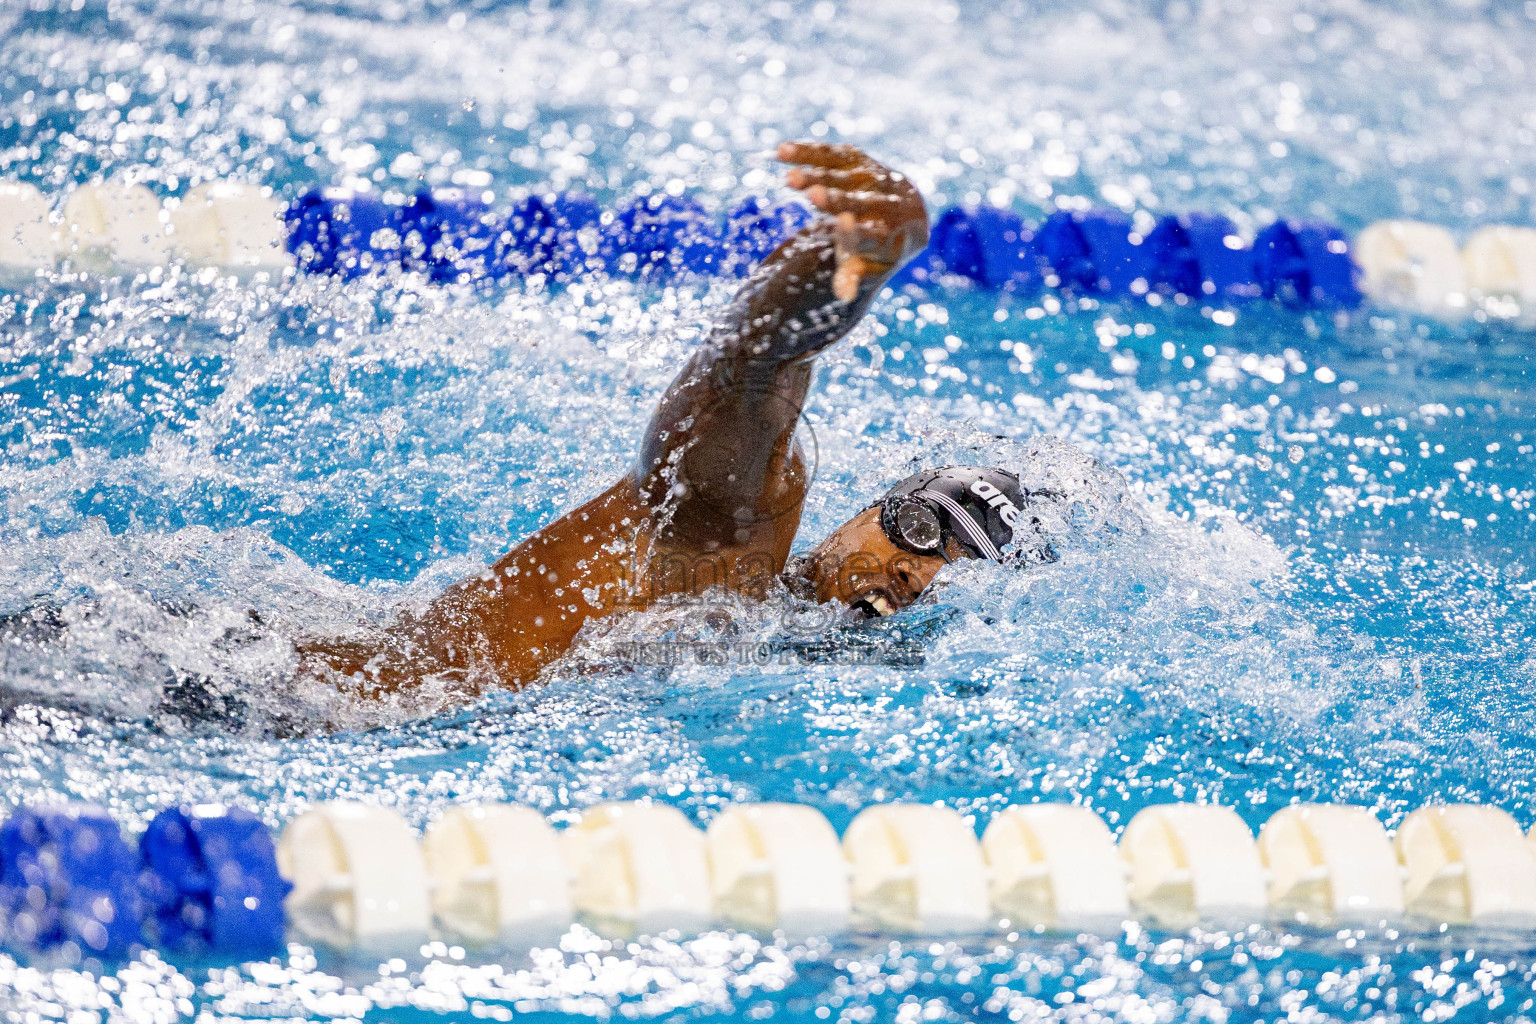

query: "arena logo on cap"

left=970, top=479, right=1020, bottom=528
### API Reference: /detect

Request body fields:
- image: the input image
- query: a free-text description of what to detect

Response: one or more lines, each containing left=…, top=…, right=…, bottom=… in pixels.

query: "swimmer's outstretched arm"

left=296, top=143, right=927, bottom=701
left=633, top=142, right=930, bottom=540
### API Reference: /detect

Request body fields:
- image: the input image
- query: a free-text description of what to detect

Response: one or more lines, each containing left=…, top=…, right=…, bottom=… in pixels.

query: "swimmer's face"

left=791, top=506, right=966, bottom=618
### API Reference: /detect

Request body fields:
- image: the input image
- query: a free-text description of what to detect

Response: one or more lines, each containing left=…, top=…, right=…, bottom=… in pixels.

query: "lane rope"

left=3, top=180, right=1533, bottom=315
left=3, top=797, right=1535, bottom=960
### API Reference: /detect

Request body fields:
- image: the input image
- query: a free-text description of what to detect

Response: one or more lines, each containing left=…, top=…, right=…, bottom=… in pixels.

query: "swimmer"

left=298, top=142, right=1056, bottom=700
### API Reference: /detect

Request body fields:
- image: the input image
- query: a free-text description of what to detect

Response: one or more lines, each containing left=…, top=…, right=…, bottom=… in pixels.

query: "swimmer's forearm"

left=630, top=237, right=849, bottom=507
left=707, top=221, right=888, bottom=366
left=632, top=215, right=911, bottom=491
left=700, top=143, right=929, bottom=371
left=633, top=145, right=927, bottom=505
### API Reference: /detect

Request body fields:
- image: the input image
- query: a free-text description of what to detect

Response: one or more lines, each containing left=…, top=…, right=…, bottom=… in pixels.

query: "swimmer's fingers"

left=778, top=140, right=929, bottom=300
left=831, top=212, right=901, bottom=259
left=805, top=186, right=910, bottom=220
left=829, top=213, right=893, bottom=300
left=784, top=166, right=889, bottom=193
left=776, top=140, right=868, bottom=170
left=829, top=212, right=930, bottom=300
left=812, top=187, right=926, bottom=256
left=831, top=252, right=872, bottom=302
left=781, top=144, right=918, bottom=207
left=842, top=217, right=927, bottom=261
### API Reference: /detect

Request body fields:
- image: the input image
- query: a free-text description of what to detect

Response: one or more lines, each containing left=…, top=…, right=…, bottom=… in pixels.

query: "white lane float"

left=981, top=803, right=1129, bottom=929
left=0, top=182, right=58, bottom=274
left=706, top=802, right=850, bottom=935
left=1396, top=804, right=1536, bottom=926
left=1462, top=225, right=1536, bottom=305
left=276, top=802, right=432, bottom=949
left=1120, top=803, right=1267, bottom=925
left=1353, top=219, right=1469, bottom=312
left=842, top=803, right=990, bottom=934
left=562, top=801, right=712, bottom=938
left=61, top=181, right=175, bottom=268
left=171, top=181, right=292, bottom=273
left=423, top=804, right=572, bottom=947
left=1258, top=804, right=1404, bottom=921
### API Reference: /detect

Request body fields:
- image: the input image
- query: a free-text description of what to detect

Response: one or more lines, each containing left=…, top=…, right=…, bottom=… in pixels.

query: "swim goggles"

left=879, top=490, right=1005, bottom=562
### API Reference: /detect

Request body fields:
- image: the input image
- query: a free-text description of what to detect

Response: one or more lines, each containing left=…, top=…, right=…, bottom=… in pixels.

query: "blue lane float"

left=494, top=192, right=602, bottom=279
left=1253, top=220, right=1362, bottom=306
left=284, top=188, right=405, bottom=279
left=0, top=805, right=144, bottom=958
left=611, top=193, right=723, bottom=277
left=138, top=806, right=290, bottom=954
left=282, top=186, right=1367, bottom=309
left=1142, top=212, right=1259, bottom=300
left=923, top=204, right=1363, bottom=308
left=72, top=176, right=1378, bottom=309
left=398, top=188, right=499, bottom=285
left=1038, top=209, right=1150, bottom=295
left=1031, top=210, right=1098, bottom=292
left=923, top=205, right=1042, bottom=291
left=282, top=187, right=808, bottom=285
left=721, top=195, right=815, bottom=277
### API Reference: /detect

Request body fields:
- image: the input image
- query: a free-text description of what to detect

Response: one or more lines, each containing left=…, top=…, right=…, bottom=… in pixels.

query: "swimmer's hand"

left=779, top=141, right=929, bottom=302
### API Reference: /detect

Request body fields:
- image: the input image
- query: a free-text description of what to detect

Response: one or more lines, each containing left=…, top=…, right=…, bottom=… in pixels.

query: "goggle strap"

left=921, top=490, right=1005, bottom=561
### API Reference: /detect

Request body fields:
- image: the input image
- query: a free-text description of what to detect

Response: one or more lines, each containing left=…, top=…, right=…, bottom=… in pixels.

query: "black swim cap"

left=877, top=466, right=1035, bottom=561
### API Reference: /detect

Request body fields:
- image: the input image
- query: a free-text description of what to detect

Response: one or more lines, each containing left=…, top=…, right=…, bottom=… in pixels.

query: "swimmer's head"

left=788, top=466, right=1057, bottom=618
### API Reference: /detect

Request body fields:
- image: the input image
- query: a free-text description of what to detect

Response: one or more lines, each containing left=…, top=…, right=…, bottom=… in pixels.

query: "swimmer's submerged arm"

left=634, top=143, right=930, bottom=523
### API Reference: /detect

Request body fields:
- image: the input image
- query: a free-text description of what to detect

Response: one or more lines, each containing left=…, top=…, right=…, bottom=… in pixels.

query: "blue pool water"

left=4, top=0, right=1536, bottom=1019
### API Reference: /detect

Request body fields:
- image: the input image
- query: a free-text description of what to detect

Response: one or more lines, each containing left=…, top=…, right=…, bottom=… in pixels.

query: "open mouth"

left=849, top=592, right=898, bottom=619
